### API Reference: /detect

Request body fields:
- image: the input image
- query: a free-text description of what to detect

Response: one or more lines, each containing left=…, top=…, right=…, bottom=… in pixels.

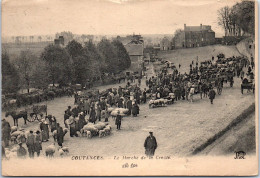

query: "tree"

left=14, top=50, right=37, bottom=93
left=2, top=51, right=20, bottom=94
left=111, top=40, right=131, bottom=70
left=81, top=34, right=87, bottom=43
left=97, top=39, right=118, bottom=73
left=41, top=44, right=72, bottom=86
left=217, top=1, right=255, bottom=36
left=218, top=6, right=232, bottom=36
left=233, top=1, right=255, bottom=35
left=31, top=59, right=49, bottom=89
left=66, top=40, right=83, bottom=58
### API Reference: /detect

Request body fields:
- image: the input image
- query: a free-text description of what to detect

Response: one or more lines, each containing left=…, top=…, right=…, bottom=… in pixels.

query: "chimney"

left=184, top=24, right=186, bottom=30
left=200, top=24, right=202, bottom=30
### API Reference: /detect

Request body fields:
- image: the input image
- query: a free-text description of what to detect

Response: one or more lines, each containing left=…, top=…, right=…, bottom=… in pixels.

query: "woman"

left=132, top=102, right=139, bottom=117
left=104, top=108, right=109, bottom=122
left=50, top=116, right=57, bottom=132
left=56, top=123, right=64, bottom=147
left=78, top=112, right=86, bottom=131
left=96, top=105, right=101, bottom=121
left=89, top=107, right=97, bottom=124
left=68, top=116, right=76, bottom=137
left=34, top=130, right=42, bottom=157
left=40, top=119, right=49, bottom=142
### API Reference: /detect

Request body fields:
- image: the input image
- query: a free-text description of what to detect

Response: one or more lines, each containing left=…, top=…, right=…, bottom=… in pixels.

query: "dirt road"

left=3, top=45, right=255, bottom=158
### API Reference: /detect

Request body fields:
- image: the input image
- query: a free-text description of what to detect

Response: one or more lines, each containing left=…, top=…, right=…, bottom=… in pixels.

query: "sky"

left=2, top=0, right=239, bottom=37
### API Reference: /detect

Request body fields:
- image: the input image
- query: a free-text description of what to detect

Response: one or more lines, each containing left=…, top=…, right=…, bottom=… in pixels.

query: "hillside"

left=157, top=44, right=241, bottom=73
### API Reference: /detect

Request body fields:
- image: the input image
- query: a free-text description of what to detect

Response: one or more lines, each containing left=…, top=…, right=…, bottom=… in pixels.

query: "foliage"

left=217, top=1, right=255, bottom=36
left=97, top=39, right=119, bottom=73
left=2, top=51, right=20, bottom=94
left=111, top=40, right=131, bottom=70
left=41, top=44, right=72, bottom=86
left=66, top=40, right=83, bottom=58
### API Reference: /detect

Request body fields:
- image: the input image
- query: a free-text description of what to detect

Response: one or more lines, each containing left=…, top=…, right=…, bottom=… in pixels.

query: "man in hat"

left=26, top=130, right=35, bottom=158
left=115, top=110, right=122, bottom=130
left=144, top=131, right=157, bottom=157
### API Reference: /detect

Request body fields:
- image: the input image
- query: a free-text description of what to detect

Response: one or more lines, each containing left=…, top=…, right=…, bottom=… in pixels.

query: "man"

left=142, top=88, right=147, bottom=103
left=2, top=119, right=11, bottom=147
left=208, top=88, right=216, bottom=104
left=144, top=131, right=157, bottom=157
left=115, top=111, right=122, bottom=130
left=34, top=131, right=42, bottom=157
left=83, top=99, right=90, bottom=115
left=26, top=130, right=35, bottom=158
left=66, top=106, right=73, bottom=116
left=17, top=142, right=27, bottom=158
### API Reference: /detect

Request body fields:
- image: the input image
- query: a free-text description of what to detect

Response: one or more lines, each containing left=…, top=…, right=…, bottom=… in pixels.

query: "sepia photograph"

left=1, top=0, right=258, bottom=176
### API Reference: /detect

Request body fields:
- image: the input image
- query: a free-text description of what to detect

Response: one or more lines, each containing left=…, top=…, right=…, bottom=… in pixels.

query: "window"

left=202, top=38, right=204, bottom=41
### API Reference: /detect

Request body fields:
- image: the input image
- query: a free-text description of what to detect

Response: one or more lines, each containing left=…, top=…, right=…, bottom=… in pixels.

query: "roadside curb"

left=192, top=102, right=255, bottom=155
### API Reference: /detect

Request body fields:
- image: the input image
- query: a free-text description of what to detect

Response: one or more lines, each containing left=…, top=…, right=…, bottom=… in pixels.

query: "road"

left=2, top=44, right=255, bottom=158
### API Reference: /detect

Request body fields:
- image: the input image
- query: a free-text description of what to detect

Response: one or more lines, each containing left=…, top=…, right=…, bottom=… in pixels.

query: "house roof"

left=125, top=44, right=143, bottom=56
left=184, top=25, right=212, bottom=32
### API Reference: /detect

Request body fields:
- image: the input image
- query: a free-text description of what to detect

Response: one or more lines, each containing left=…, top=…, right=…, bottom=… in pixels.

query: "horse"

left=5, top=110, right=28, bottom=126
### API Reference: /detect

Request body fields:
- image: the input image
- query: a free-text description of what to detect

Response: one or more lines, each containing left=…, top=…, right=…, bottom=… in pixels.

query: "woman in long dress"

left=40, top=120, right=49, bottom=142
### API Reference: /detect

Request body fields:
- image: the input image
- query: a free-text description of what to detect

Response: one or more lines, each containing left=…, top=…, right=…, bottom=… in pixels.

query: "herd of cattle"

left=2, top=87, right=74, bottom=110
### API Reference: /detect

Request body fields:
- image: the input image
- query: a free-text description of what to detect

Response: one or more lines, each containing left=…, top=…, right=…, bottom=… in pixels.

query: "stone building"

left=124, top=35, right=144, bottom=72
left=174, top=24, right=215, bottom=48
left=160, top=37, right=172, bottom=50
left=54, top=36, right=64, bottom=46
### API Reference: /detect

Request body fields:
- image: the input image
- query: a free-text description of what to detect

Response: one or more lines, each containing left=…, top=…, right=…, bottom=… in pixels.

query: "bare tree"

left=15, top=50, right=37, bottom=93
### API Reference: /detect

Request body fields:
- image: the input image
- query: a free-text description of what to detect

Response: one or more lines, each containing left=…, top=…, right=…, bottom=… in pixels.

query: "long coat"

left=78, top=114, right=86, bottom=130
left=26, top=133, right=35, bottom=152
left=132, top=103, right=139, bottom=116
left=2, top=121, right=11, bottom=144
left=34, top=134, right=42, bottom=153
left=89, top=108, right=96, bottom=123
left=126, top=100, right=132, bottom=115
left=208, top=89, right=216, bottom=100
left=144, top=135, right=157, bottom=156
left=115, top=115, right=122, bottom=125
left=57, top=126, right=64, bottom=146
left=40, top=122, right=49, bottom=141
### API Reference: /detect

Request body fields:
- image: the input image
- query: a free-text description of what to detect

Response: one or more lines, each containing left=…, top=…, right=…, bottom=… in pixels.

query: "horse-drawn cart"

left=241, top=83, right=255, bottom=94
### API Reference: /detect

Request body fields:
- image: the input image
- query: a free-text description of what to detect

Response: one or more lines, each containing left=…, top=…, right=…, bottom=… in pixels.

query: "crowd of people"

left=2, top=53, right=255, bottom=159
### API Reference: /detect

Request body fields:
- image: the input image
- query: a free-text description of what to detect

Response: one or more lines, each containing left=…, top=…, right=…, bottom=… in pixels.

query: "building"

left=160, top=37, right=172, bottom=50
left=54, top=36, right=64, bottom=46
left=174, top=24, right=215, bottom=48
left=124, top=35, right=144, bottom=72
